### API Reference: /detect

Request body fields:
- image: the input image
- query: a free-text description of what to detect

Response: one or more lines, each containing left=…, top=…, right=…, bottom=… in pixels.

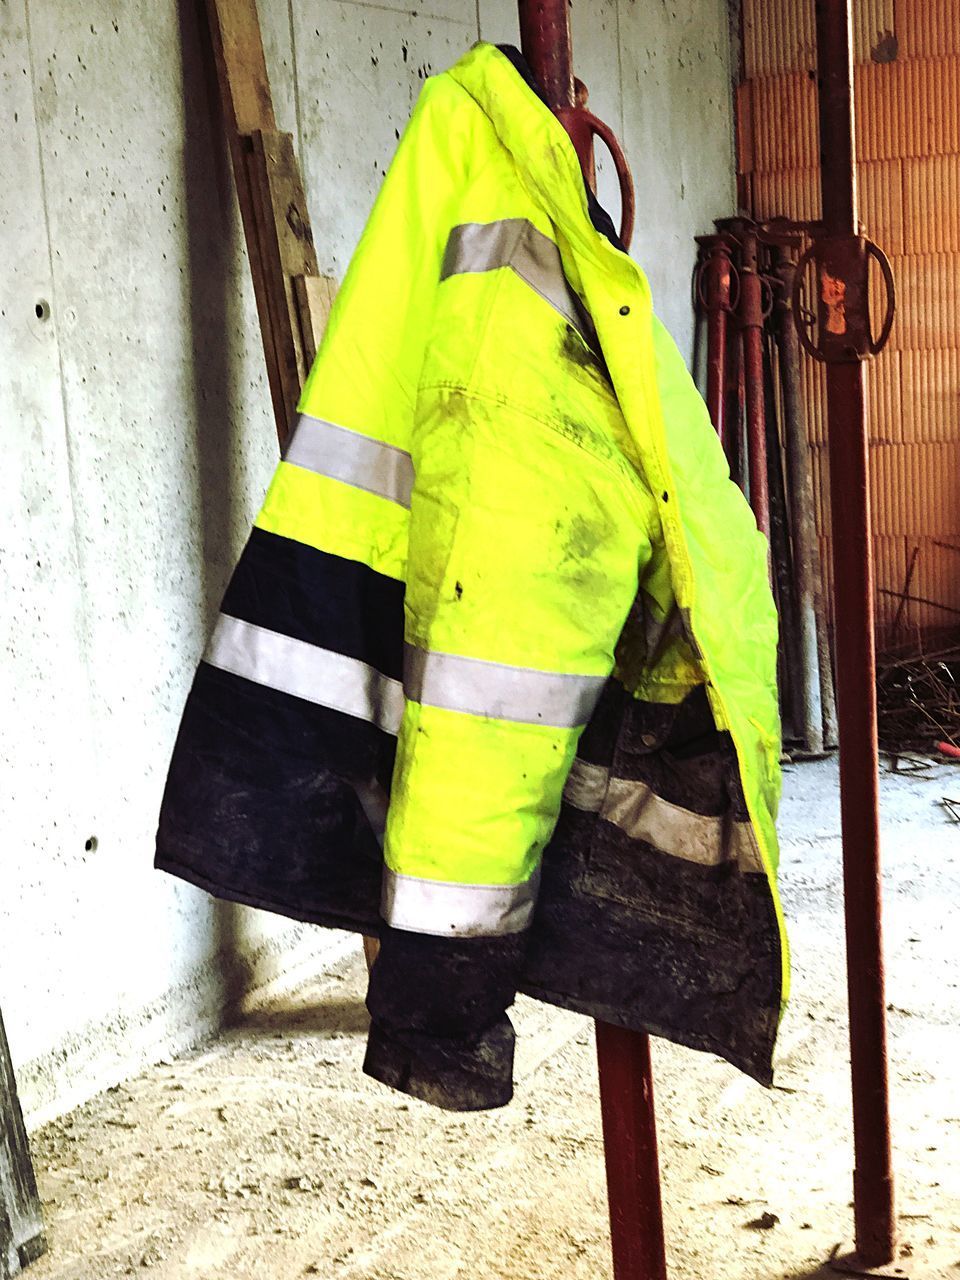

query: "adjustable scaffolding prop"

left=805, top=1, right=899, bottom=1271
left=695, top=221, right=839, bottom=758
left=516, top=6, right=666, bottom=1279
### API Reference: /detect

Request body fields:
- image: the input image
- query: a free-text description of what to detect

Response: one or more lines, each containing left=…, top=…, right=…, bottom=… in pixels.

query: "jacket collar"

left=447, top=42, right=643, bottom=292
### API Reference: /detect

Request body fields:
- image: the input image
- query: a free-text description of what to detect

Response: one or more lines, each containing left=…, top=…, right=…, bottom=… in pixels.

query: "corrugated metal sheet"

left=901, top=349, right=960, bottom=442
left=898, top=0, right=960, bottom=59
left=903, top=154, right=960, bottom=251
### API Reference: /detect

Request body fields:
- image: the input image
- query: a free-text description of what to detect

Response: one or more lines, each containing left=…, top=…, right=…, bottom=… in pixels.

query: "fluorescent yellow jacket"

left=157, top=42, right=787, bottom=1110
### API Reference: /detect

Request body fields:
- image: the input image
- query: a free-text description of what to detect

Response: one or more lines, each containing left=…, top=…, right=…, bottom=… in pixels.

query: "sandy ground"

left=22, top=756, right=960, bottom=1279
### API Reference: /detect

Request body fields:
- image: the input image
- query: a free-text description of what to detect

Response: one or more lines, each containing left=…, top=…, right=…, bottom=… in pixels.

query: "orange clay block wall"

left=737, top=0, right=960, bottom=640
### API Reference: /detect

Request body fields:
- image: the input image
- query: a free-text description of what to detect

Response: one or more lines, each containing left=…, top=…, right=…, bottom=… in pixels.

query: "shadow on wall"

left=178, top=0, right=248, bottom=1012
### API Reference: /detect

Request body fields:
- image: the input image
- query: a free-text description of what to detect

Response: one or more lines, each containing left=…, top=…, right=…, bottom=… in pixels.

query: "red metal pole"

left=518, top=5, right=667, bottom=1277
left=813, top=0, right=896, bottom=1267
left=696, top=236, right=734, bottom=447
left=517, top=0, right=575, bottom=109
left=596, top=1022, right=668, bottom=1280
left=738, top=224, right=771, bottom=539
left=516, top=0, right=635, bottom=248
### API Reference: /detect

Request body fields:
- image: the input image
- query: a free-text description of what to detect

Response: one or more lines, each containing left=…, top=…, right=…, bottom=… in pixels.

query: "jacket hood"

left=447, top=43, right=646, bottom=290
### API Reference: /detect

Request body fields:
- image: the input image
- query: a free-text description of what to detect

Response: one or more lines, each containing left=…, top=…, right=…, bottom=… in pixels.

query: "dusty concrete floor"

left=23, top=757, right=960, bottom=1279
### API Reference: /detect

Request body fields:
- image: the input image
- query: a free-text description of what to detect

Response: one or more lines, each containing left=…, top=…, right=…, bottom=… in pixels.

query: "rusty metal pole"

left=739, top=224, right=772, bottom=539
left=813, top=0, right=897, bottom=1268
left=775, top=251, right=826, bottom=756
left=695, top=235, right=736, bottom=448
left=595, top=1022, right=668, bottom=1280
left=517, top=5, right=666, bottom=1278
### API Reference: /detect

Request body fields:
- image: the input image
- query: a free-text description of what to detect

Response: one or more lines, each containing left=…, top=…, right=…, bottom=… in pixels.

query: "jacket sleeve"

left=154, top=75, right=477, bottom=930
left=362, top=235, right=656, bottom=1105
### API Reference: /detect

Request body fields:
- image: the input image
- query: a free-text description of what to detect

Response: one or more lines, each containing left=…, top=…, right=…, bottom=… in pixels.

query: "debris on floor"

left=21, top=758, right=960, bottom=1280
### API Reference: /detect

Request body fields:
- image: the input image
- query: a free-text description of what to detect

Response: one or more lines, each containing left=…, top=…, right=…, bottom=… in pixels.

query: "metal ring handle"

left=759, top=274, right=776, bottom=322
left=694, top=256, right=741, bottom=315
left=865, top=238, right=896, bottom=355
left=791, top=243, right=823, bottom=361
left=583, top=109, right=635, bottom=250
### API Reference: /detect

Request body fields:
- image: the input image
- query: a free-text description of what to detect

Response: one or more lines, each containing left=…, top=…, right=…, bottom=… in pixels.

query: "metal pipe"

left=814, top=0, right=896, bottom=1265
left=518, top=0, right=635, bottom=247
left=518, top=6, right=666, bottom=1276
left=696, top=235, right=735, bottom=448
left=596, top=1023, right=668, bottom=1280
left=774, top=251, right=826, bottom=755
left=726, top=302, right=746, bottom=487
left=764, top=325, right=803, bottom=744
left=517, top=0, right=575, bottom=109
left=738, top=223, right=772, bottom=538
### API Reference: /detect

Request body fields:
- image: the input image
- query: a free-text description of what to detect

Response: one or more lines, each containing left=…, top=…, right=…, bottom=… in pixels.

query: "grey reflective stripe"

left=354, top=778, right=390, bottom=847
left=404, top=644, right=606, bottom=728
left=283, top=414, right=414, bottom=508
left=204, top=614, right=405, bottom=734
left=381, top=865, right=539, bottom=937
left=562, top=757, right=610, bottom=811
left=441, top=220, right=598, bottom=349
left=563, top=760, right=764, bottom=873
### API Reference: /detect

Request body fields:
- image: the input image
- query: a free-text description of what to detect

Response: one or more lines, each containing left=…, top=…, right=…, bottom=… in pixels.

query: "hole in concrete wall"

left=35, top=299, right=51, bottom=322
left=84, top=836, right=98, bottom=853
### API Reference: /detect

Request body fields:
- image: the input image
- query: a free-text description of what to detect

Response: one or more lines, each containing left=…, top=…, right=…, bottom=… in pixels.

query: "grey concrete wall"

left=0, top=0, right=735, bottom=1125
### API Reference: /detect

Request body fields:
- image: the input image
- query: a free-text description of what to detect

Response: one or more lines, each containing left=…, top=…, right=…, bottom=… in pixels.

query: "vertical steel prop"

left=739, top=223, right=772, bottom=539
left=696, top=220, right=839, bottom=756
left=774, top=248, right=833, bottom=756
left=694, top=233, right=738, bottom=452
left=794, top=0, right=898, bottom=1268
left=516, top=4, right=665, bottom=1278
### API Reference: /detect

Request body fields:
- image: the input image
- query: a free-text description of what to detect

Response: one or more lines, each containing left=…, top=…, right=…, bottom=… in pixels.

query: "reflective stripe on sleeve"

left=563, top=759, right=764, bottom=873
left=404, top=643, right=606, bottom=728
left=561, top=757, right=610, bottom=811
left=204, top=614, right=405, bottom=734
left=381, top=865, right=539, bottom=936
left=441, top=220, right=598, bottom=350
left=283, top=414, right=415, bottom=508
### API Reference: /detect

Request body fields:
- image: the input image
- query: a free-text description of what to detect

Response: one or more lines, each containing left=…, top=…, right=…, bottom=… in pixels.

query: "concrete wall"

left=0, top=0, right=735, bottom=1125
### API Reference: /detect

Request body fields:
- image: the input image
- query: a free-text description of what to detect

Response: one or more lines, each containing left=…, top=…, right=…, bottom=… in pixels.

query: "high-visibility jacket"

left=157, top=41, right=788, bottom=1111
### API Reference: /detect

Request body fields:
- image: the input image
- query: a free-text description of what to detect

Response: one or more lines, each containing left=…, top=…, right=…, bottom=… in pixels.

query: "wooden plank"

left=294, top=274, right=337, bottom=368
left=248, top=129, right=321, bottom=433
left=202, top=0, right=276, bottom=137
left=0, top=1010, right=44, bottom=1275
left=202, top=0, right=287, bottom=443
left=200, top=0, right=339, bottom=446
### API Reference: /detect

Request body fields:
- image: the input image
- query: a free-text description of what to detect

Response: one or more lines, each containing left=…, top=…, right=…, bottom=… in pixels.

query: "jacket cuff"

left=363, top=1018, right=514, bottom=1112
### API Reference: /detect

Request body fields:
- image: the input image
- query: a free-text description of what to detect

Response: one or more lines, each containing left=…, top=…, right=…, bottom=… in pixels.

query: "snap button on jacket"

left=156, top=42, right=788, bottom=1111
